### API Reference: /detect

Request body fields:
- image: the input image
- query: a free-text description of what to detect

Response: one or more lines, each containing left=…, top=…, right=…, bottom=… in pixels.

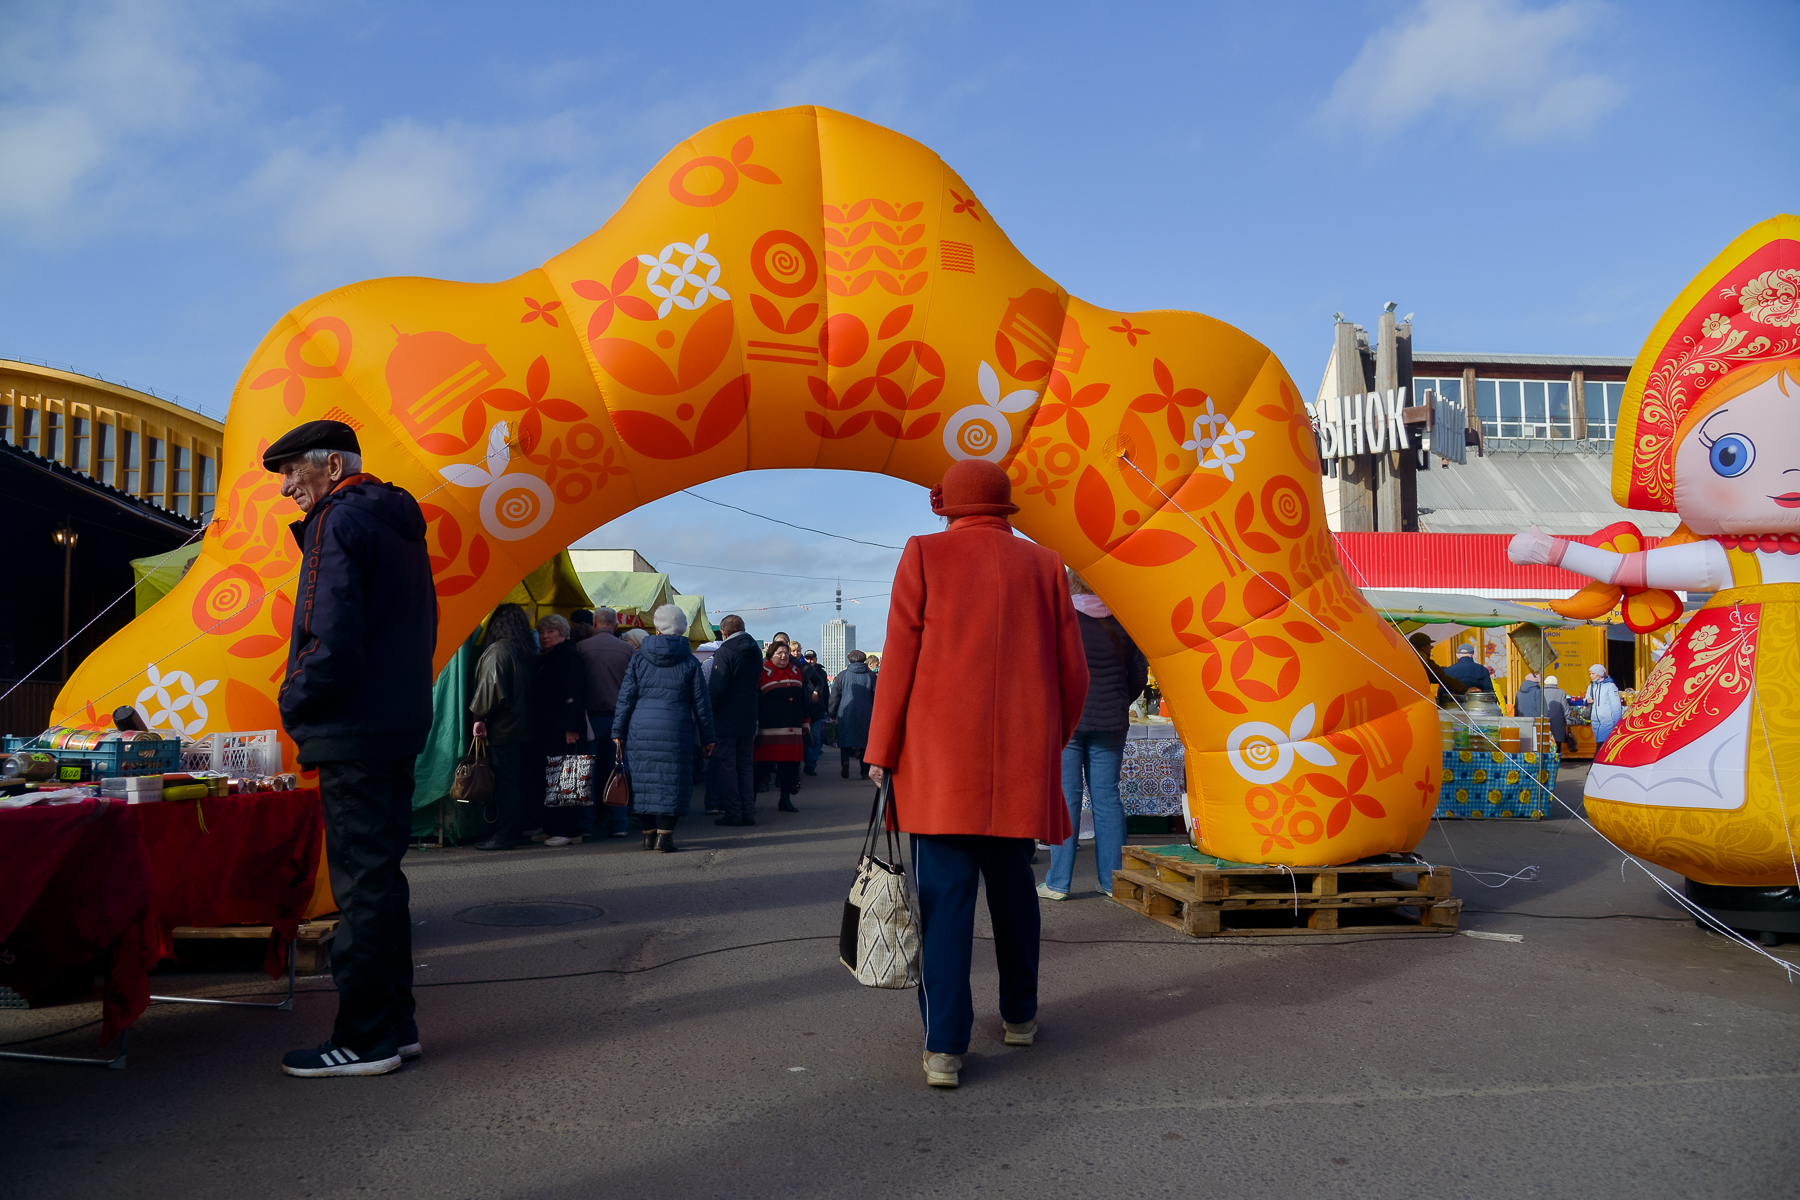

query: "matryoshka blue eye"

left=1708, top=434, right=1755, bottom=478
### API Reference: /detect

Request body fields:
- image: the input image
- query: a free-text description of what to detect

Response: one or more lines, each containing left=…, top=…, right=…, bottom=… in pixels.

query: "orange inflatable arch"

left=59, top=107, right=1440, bottom=865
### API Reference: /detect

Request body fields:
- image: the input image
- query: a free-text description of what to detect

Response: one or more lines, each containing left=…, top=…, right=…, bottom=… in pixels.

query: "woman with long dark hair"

left=754, top=641, right=809, bottom=813
left=533, top=614, right=591, bottom=847
left=470, top=603, right=538, bottom=851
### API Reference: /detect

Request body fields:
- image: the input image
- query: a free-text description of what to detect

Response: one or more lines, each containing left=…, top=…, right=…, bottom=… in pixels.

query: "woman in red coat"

left=866, top=459, right=1088, bottom=1088
left=754, top=642, right=809, bottom=813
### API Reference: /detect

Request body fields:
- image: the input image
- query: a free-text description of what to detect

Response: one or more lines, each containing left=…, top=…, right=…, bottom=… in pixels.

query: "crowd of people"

left=262, top=419, right=1153, bottom=1089
left=1407, top=631, right=1627, bottom=754
left=460, top=603, right=896, bottom=848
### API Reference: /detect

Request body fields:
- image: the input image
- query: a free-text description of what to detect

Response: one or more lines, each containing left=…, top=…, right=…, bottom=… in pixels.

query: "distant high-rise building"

left=820, top=619, right=856, bottom=674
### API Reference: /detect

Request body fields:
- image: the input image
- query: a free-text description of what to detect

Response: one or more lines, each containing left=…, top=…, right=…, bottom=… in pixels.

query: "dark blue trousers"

left=911, top=834, right=1040, bottom=1055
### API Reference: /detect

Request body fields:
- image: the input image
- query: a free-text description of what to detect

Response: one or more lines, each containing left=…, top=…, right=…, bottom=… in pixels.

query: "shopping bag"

left=543, top=754, right=595, bottom=807
left=838, top=778, right=920, bottom=989
left=450, top=736, right=493, bottom=804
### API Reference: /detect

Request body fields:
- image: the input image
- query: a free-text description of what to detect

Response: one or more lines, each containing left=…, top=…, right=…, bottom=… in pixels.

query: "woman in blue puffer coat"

left=612, top=605, right=715, bottom=853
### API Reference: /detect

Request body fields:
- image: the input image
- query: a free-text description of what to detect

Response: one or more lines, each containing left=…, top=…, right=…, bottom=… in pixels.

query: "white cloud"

left=1318, top=0, right=1624, bottom=144
left=0, top=0, right=259, bottom=237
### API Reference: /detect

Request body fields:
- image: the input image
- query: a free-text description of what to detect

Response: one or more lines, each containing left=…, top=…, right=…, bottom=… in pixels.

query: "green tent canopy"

left=130, top=544, right=202, bottom=615
left=1359, top=589, right=1584, bottom=632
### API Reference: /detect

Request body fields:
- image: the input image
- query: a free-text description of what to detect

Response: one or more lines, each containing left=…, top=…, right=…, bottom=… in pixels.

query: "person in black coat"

left=799, top=650, right=830, bottom=776
left=828, top=651, right=877, bottom=779
left=1041, top=570, right=1149, bottom=901
left=707, top=614, right=764, bottom=825
left=269, top=419, right=435, bottom=1079
left=531, top=614, right=590, bottom=846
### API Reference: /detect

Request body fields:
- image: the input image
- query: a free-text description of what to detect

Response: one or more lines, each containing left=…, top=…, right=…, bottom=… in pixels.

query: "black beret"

left=262, top=420, right=362, bottom=471
left=570, top=610, right=594, bottom=626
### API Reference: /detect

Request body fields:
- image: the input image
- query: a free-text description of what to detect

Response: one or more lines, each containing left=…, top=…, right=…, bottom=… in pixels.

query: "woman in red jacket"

left=866, top=459, right=1088, bottom=1089
left=754, top=642, right=809, bottom=813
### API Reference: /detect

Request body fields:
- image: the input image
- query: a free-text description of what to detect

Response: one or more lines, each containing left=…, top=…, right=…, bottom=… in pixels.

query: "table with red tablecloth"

left=0, top=788, right=325, bottom=1046
left=134, top=787, right=325, bottom=976
left=0, top=800, right=159, bottom=1044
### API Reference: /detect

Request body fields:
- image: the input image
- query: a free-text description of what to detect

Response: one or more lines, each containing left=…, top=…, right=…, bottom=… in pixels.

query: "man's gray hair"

left=539, top=614, right=571, bottom=638
left=653, top=604, right=688, bottom=636
left=304, top=447, right=363, bottom=475
left=592, top=606, right=619, bottom=629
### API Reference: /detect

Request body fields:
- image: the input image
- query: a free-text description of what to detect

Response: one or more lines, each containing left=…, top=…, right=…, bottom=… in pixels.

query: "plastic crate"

left=2, top=734, right=182, bottom=778
left=179, top=730, right=282, bottom=776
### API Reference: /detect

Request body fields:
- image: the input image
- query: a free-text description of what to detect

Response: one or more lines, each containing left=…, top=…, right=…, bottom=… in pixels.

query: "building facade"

left=820, top=618, right=855, bottom=674
left=1312, top=315, right=1664, bottom=537
left=0, top=360, right=225, bottom=521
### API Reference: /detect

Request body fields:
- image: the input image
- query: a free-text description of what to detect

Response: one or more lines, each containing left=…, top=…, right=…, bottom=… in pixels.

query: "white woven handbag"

left=838, top=778, right=921, bottom=989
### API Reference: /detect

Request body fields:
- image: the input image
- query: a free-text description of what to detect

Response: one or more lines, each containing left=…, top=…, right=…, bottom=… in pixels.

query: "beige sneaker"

left=1002, top=1020, right=1037, bottom=1046
left=922, top=1051, right=962, bottom=1088
left=1036, top=884, right=1069, bottom=901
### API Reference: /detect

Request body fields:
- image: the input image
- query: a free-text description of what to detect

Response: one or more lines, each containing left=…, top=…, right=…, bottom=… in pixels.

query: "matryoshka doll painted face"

left=1670, top=363, right=1800, bottom=536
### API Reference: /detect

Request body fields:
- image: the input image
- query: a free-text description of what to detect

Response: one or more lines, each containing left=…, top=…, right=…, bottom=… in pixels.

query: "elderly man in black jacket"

left=269, top=420, right=436, bottom=1078
left=707, top=614, right=763, bottom=826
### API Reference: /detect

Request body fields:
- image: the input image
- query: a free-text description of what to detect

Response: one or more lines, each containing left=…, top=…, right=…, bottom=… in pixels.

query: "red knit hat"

left=930, top=458, right=1019, bottom=518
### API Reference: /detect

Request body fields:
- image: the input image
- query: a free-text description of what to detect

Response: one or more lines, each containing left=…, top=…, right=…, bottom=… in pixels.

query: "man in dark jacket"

left=799, top=650, right=830, bottom=776
left=707, top=614, right=763, bottom=826
left=828, top=651, right=878, bottom=779
left=270, top=420, right=436, bottom=1078
left=577, top=606, right=635, bottom=837
left=1445, top=643, right=1495, bottom=692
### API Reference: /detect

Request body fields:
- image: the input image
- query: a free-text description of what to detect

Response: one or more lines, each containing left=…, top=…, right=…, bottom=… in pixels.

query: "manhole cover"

left=454, top=900, right=604, bottom=927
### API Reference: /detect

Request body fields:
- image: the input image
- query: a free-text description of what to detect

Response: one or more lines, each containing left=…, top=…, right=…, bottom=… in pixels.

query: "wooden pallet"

left=1110, top=847, right=1460, bottom=937
left=171, top=919, right=339, bottom=973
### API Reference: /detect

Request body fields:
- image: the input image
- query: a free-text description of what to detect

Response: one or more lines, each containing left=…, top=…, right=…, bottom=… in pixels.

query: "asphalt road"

left=5, top=763, right=1798, bottom=1199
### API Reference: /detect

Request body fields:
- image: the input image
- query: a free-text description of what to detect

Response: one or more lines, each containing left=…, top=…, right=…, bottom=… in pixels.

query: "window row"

left=1411, top=376, right=1626, bottom=440
left=0, top=406, right=216, bottom=519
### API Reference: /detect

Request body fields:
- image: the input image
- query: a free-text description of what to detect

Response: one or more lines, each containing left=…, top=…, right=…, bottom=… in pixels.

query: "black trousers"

left=489, top=742, right=539, bottom=844
left=712, top=734, right=756, bottom=821
left=316, top=758, right=417, bottom=1053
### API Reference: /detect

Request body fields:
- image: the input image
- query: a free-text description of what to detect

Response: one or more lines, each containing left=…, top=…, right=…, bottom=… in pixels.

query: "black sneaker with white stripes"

left=281, top=1037, right=402, bottom=1077
left=398, top=1021, right=421, bottom=1060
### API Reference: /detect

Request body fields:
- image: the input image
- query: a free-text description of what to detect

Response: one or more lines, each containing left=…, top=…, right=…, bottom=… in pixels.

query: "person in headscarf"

left=612, top=605, right=715, bottom=852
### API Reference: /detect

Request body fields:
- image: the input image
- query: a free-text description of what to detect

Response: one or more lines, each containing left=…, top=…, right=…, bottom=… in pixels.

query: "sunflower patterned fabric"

left=57, top=107, right=1441, bottom=866
left=1434, top=749, right=1560, bottom=820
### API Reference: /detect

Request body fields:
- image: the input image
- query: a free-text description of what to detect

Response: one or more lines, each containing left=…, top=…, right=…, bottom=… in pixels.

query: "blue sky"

left=5, top=0, right=1797, bottom=647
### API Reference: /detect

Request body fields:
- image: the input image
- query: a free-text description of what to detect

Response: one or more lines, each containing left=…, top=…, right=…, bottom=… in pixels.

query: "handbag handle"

left=860, top=776, right=904, bottom=866
left=467, top=734, right=488, bottom=758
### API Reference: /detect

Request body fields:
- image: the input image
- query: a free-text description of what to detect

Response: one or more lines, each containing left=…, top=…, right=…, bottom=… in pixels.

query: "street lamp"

left=52, top=523, right=79, bottom=681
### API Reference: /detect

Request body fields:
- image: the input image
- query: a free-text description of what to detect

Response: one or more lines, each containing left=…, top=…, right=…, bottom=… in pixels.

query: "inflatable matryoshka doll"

left=1509, top=216, right=1800, bottom=920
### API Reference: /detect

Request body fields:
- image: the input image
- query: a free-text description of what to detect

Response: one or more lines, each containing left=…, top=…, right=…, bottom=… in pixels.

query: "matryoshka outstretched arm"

left=1508, top=524, right=1730, bottom=592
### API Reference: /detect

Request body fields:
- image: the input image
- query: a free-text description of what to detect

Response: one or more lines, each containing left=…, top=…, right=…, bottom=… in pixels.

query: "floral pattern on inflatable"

left=57, top=106, right=1440, bottom=865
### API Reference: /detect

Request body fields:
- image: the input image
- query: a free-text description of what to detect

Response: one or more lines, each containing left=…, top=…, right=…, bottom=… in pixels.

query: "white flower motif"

left=439, top=421, right=554, bottom=541
left=1194, top=419, right=1255, bottom=481
left=638, top=232, right=730, bottom=319
left=1224, top=703, right=1337, bottom=785
left=135, top=663, right=220, bottom=737
left=943, top=361, right=1038, bottom=462
left=1181, top=398, right=1228, bottom=452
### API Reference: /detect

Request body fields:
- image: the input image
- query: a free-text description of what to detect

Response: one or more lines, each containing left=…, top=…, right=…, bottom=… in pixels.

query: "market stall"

left=1362, top=589, right=1583, bottom=819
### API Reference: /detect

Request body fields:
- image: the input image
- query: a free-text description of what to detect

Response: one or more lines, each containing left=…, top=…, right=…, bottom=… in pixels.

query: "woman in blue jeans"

left=1041, top=570, right=1149, bottom=900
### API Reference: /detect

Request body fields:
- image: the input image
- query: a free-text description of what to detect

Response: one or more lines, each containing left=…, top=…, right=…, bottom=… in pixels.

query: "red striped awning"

left=1332, top=532, right=1622, bottom=597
